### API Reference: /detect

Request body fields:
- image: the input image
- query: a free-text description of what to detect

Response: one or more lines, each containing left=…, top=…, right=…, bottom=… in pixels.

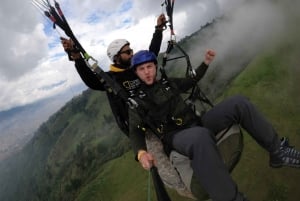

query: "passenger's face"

left=135, top=62, right=157, bottom=85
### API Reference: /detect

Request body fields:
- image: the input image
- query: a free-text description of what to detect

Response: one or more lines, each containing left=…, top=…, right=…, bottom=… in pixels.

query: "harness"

left=160, top=1, right=214, bottom=116
left=134, top=77, right=202, bottom=143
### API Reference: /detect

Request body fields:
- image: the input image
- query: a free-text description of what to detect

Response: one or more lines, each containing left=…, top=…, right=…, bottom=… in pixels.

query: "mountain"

left=0, top=83, right=86, bottom=160
left=0, top=85, right=133, bottom=201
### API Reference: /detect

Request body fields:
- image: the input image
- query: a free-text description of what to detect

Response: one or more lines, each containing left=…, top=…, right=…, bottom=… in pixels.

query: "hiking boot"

left=270, top=137, right=300, bottom=168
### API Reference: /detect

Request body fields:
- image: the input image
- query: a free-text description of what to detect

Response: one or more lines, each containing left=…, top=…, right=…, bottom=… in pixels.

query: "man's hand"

left=61, top=37, right=74, bottom=51
left=156, top=14, right=167, bottom=30
left=60, top=37, right=81, bottom=60
left=204, top=49, right=216, bottom=65
left=138, top=151, right=155, bottom=170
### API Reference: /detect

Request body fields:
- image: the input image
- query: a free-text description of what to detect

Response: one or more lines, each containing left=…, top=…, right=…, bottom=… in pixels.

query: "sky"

left=0, top=0, right=297, bottom=112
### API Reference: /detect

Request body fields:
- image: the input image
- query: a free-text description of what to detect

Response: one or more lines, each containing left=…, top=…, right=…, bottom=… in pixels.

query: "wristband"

left=155, top=25, right=164, bottom=31
left=137, top=150, right=147, bottom=161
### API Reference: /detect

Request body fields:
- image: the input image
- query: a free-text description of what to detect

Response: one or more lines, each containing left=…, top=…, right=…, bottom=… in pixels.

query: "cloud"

left=179, top=0, right=300, bottom=99
left=0, top=0, right=48, bottom=80
left=191, top=0, right=297, bottom=66
left=2, top=0, right=298, bottom=112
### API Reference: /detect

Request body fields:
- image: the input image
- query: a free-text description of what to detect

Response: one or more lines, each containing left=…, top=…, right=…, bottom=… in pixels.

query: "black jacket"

left=73, top=29, right=163, bottom=135
left=128, top=62, right=209, bottom=157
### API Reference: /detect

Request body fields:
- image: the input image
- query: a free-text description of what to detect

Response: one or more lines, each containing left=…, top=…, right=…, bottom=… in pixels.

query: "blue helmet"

left=131, top=50, right=157, bottom=70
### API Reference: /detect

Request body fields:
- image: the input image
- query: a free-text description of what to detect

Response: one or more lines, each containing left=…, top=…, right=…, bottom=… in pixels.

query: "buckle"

left=157, top=124, right=164, bottom=134
left=172, top=117, right=183, bottom=126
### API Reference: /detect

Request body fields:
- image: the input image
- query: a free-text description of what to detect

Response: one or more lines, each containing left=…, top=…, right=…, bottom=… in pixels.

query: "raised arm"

left=149, top=14, right=166, bottom=56
left=172, top=49, right=216, bottom=92
left=193, top=49, right=216, bottom=81
left=61, top=38, right=106, bottom=91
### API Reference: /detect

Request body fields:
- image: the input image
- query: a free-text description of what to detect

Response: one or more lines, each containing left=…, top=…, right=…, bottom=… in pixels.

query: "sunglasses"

left=119, top=49, right=133, bottom=55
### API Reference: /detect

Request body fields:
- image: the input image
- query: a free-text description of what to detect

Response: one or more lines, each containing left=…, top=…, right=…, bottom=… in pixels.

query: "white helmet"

left=107, top=39, right=130, bottom=62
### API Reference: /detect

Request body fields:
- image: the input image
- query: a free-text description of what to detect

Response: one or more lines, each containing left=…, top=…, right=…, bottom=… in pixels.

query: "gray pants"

left=201, top=95, right=280, bottom=152
left=171, top=95, right=280, bottom=201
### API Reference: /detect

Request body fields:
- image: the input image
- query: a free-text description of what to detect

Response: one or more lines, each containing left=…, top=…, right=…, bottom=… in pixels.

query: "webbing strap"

left=148, top=170, right=152, bottom=201
left=161, top=0, right=214, bottom=111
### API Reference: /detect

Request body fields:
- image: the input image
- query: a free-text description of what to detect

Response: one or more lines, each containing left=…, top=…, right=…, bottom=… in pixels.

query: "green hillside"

left=220, top=39, right=300, bottom=201
left=0, top=89, right=132, bottom=201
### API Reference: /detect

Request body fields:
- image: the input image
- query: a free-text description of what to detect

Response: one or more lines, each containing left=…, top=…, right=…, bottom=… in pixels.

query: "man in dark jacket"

left=128, top=50, right=300, bottom=201
left=61, top=14, right=166, bottom=135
